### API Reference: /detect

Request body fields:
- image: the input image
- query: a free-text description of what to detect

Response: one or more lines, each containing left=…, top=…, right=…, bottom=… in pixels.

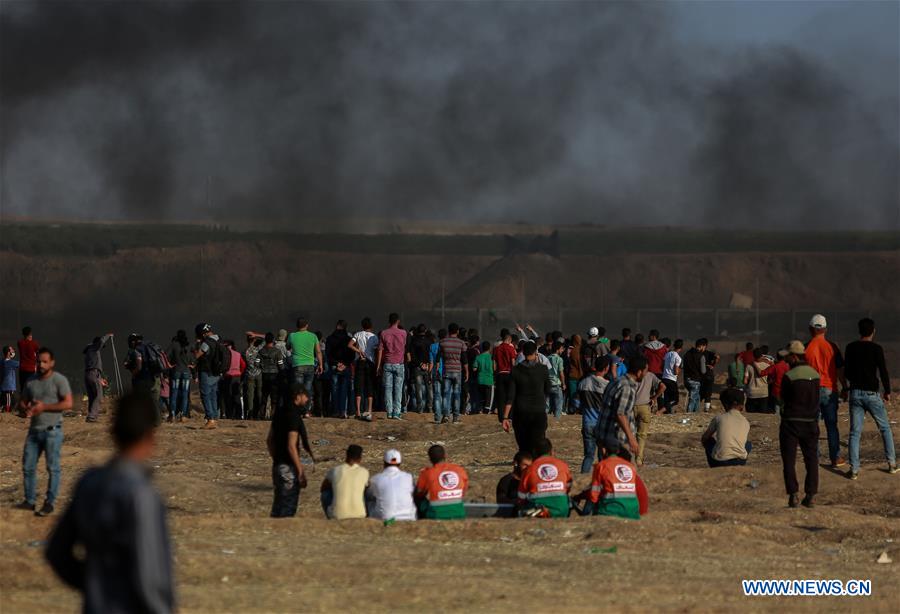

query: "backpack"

left=206, top=337, right=228, bottom=376
left=141, top=342, right=170, bottom=375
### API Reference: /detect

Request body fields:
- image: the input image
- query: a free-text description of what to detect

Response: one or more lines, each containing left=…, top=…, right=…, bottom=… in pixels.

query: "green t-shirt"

left=548, top=353, right=564, bottom=387
left=473, top=352, right=494, bottom=386
left=287, top=330, right=318, bottom=367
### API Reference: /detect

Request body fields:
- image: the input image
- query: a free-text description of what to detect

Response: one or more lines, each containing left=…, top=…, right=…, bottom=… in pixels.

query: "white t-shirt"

left=663, top=350, right=682, bottom=382
left=366, top=467, right=417, bottom=521
left=353, top=331, right=379, bottom=363
left=326, top=463, right=369, bottom=520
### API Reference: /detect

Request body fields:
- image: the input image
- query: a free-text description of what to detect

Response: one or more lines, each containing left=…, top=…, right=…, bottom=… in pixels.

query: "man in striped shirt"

left=438, top=323, right=469, bottom=424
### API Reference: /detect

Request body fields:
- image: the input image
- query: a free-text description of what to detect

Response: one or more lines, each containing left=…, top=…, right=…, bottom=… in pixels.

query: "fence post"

left=714, top=308, right=720, bottom=336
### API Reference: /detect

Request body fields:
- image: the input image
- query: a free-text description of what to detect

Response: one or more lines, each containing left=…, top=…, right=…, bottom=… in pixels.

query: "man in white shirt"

left=366, top=449, right=416, bottom=521
left=350, top=318, right=380, bottom=420
left=661, top=339, right=684, bottom=413
left=321, top=445, right=369, bottom=519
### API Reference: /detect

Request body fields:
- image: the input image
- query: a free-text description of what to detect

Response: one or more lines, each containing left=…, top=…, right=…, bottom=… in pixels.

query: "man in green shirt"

left=287, top=319, right=323, bottom=417
left=472, top=341, right=494, bottom=414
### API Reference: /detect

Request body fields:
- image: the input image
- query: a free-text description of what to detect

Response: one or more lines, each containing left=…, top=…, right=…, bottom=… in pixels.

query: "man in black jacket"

left=502, top=341, right=552, bottom=457
left=682, top=339, right=708, bottom=413
left=325, top=321, right=355, bottom=418
left=779, top=340, right=821, bottom=508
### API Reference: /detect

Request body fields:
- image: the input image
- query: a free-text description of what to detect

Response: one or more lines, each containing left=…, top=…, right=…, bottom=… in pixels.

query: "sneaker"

left=178, top=416, right=185, bottom=423
left=15, top=501, right=36, bottom=512
left=847, top=470, right=859, bottom=480
left=788, top=493, right=800, bottom=508
left=166, top=415, right=174, bottom=424
left=452, top=415, right=461, bottom=424
left=801, top=494, right=816, bottom=508
left=440, top=416, right=450, bottom=424
left=888, top=463, right=899, bottom=474
left=35, top=502, right=54, bottom=517
left=831, top=457, right=848, bottom=469
left=85, top=416, right=98, bottom=423
left=203, top=420, right=218, bottom=430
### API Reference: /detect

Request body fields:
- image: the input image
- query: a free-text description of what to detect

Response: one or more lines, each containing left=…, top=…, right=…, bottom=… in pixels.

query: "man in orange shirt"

left=805, top=315, right=848, bottom=468
left=414, top=445, right=468, bottom=519
left=517, top=438, right=572, bottom=518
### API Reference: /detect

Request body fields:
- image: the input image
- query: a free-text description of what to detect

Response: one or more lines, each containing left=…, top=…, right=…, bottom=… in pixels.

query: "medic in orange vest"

left=517, top=438, right=573, bottom=518
left=415, top=444, right=468, bottom=520
left=577, top=437, right=648, bottom=519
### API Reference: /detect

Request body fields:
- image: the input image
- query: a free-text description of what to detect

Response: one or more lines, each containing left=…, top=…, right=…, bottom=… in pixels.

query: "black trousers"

left=513, top=412, right=548, bottom=457
left=495, top=373, right=512, bottom=423
left=779, top=420, right=819, bottom=496
left=663, top=378, right=679, bottom=411
left=260, top=373, right=279, bottom=419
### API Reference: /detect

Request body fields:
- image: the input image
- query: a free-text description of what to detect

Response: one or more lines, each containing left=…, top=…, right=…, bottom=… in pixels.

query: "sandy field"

left=1, top=395, right=898, bottom=613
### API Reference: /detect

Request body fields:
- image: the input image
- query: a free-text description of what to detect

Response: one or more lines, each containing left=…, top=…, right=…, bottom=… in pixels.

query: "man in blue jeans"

left=805, top=314, right=848, bottom=468
left=194, top=323, right=224, bottom=429
left=439, top=323, right=469, bottom=424
left=682, top=338, right=708, bottom=413
left=577, top=356, right=611, bottom=473
left=844, top=318, right=898, bottom=479
left=17, top=347, right=73, bottom=517
left=430, top=330, right=445, bottom=423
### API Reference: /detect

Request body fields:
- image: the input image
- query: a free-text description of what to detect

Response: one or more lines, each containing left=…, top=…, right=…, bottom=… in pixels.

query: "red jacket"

left=642, top=341, right=668, bottom=374
left=17, top=338, right=39, bottom=373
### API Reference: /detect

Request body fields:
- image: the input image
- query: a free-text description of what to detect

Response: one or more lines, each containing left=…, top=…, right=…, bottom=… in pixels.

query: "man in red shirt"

left=739, top=342, right=755, bottom=366
left=17, top=326, right=40, bottom=390
left=492, top=330, right=517, bottom=423
left=761, top=350, right=791, bottom=413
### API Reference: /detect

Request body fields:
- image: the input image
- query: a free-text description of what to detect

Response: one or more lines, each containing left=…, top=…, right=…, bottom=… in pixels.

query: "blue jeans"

left=293, top=366, right=316, bottom=413
left=199, top=372, right=220, bottom=420
left=685, top=379, right=702, bottom=413
left=581, top=411, right=601, bottom=473
left=848, top=390, right=896, bottom=472
left=170, top=372, right=191, bottom=418
left=548, top=385, right=564, bottom=419
left=23, top=427, right=63, bottom=505
left=382, top=363, right=405, bottom=417
left=432, top=375, right=444, bottom=422
left=330, top=369, right=351, bottom=417
left=818, top=388, right=840, bottom=463
left=412, top=368, right=429, bottom=413
left=442, top=372, right=463, bottom=418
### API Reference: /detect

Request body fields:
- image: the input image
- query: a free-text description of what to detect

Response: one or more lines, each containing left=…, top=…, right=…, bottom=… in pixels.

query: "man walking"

left=805, top=314, right=848, bottom=468
left=844, top=318, right=897, bottom=478
left=45, top=392, right=175, bottom=613
left=642, top=330, right=667, bottom=379
left=16, top=348, right=73, bottom=516
left=596, top=357, right=647, bottom=460
left=287, top=319, right=323, bottom=418
left=633, top=367, right=664, bottom=466
left=492, top=330, right=518, bottom=422
left=438, top=323, right=469, bottom=424
left=661, top=339, right=683, bottom=413
left=779, top=340, right=821, bottom=508
left=502, top=341, right=552, bottom=456
left=82, top=333, right=112, bottom=423
left=578, top=356, right=611, bottom=473
left=376, top=314, right=408, bottom=420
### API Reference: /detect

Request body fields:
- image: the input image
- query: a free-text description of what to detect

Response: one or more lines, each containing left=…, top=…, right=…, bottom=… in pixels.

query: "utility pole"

left=676, top=270, right=681, bottom=339
left=441, top=276, right=446, bottom=327
left=755, top=276, right=760, bottom=344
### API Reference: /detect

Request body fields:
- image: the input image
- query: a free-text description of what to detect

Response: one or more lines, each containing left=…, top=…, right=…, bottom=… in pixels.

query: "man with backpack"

left=125, top=334, right=166, bottom=419
left=194, top=323, right=226, bottom=430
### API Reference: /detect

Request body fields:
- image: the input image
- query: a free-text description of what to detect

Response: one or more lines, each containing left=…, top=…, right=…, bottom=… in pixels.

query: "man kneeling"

left=517, top=438, right=572, bottom=518
left=577, top=438, right=648, bottom=519
left=701, top=388, right=751, bottom=468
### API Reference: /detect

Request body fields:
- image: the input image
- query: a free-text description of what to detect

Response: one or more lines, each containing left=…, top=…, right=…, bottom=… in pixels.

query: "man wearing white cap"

left=805, top=314, right=848, bottom=468
left=366, top=449, right=416, bottom=521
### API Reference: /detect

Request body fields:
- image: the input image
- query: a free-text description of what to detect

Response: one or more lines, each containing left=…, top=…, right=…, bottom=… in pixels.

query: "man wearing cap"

left=414, top=445, right=468, bottom=520
left=516, top=438, right=572, bottom=518
left=701, top=388, right=752, bottom=467
left=193, top=324, right=223, bottom=429
left=367, top=449, right=417, bottom=521
left=805, top=314, right=848, bottom=468
left=580, top=327, right=609, bottom=375
left=779, top=340, right=821, bottom=508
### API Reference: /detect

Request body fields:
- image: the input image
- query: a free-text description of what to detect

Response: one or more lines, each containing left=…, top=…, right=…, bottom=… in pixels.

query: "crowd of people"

left=0, top=313, right=892, bottom=613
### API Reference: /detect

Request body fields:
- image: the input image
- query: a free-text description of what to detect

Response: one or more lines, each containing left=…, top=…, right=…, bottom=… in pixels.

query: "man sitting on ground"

left=576, top=438, right=648, bottom=519
left=367, top=449, right=417, bottom=521
left=700, top=388, right=752, bottom=467
left=517, top=438, right=572, bottom=518
left=496, top=451, right=533, bottom=507
left=414, top=445, right=468, bottom=520
left=321, top=445, right=369, bottom=520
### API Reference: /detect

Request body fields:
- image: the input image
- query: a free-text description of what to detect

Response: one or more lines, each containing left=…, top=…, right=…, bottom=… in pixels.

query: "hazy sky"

left=1, top=0, right=897, bottom=229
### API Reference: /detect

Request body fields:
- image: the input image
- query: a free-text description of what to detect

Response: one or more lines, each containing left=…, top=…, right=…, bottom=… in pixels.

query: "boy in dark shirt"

left=496, top=451, right=532, bottom=508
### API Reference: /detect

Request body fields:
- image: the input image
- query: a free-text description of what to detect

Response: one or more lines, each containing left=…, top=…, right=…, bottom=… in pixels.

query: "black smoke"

left=1, top=0, right=897, bottom=228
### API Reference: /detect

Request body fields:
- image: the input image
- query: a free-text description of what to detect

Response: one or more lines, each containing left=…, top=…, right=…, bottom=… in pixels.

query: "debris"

left=484, top=557, right=492, bottom=563
left=222, top=549, right=236, bottom=555
left=27, top=540, right=47, bottom=548
left=528, top=528, right=547, bottom=538
left=876, top=551, right=892, bottom=564
left=695, top=510, right=722, bottom=523
left=749, top=480, right=760, bottom=489
left=679, top=418, right=691, bottom=425
left=499, top=536, right=514, bottom=542
left=386, top=436, right=397, bottom=442
left=221, top=576, right=229, bottom=583
left=383, top=519, right=396, bottom=527
left=586, top=546, right=617, bottom=554
left=563, top=530, right=574, bottom=538
left=314, top=438, right=331, bottom=446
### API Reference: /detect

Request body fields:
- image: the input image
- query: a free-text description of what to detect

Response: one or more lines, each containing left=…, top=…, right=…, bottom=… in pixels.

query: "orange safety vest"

left=416, top=462, right=468, bottom=505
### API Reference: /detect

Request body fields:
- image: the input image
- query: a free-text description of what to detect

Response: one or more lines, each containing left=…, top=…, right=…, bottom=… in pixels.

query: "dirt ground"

left=1, top=395, right=898, bottom=613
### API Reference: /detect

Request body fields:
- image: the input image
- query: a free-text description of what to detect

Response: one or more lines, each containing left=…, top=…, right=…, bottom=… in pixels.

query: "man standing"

left=367, top=449, right=417, bottom=522
left=492, top=330, right=518, bottom=422
left=414, top=444, right=468, bottom=520
left=438, top=323, right=469, bottom=424
left=502, top=341, right=551, bottom=457
left=701, top=388, right=752, bottom=467
left=579, top=356, right=611, bottom=473
left=844, top=318, right=897, bottom=479
left=267, top=384, right=315, bottom=517
left=325, top=321, right=355, bottom=419
left=350, top=317, right=379, bottom=420
left=83, top=333, right=112, bottom=423
left=661, top=339, right=683, bottom=413
left=596, top=357, right=646, bottom=460
left=682, top=339, right=708, bottom=414
left=779, top=340, right=821, bottom=508
left=45, top=393, right=174, bottom=613
left=516, top=438, right=572, bottom=518
left=194, top=323, right=225, bottom=429
left=633, top=368, right=664, bottom=466
left=619, top=328, right=640, bottom=366
left=376, top=314, right=408, bottom=420
left=580, top=327, right=609, bottom=374
left=321, top=445, right=369, bottom=519
left=408, top=325, right=432, bottom=414
left=16, top=348, right=73, bottom=516
left=473, top=341, right=495, bottom=414
left=743, top=348, right=771, bottom=413
left=642, top=330, right=667, bottom=379
left=805, top=314, right=848, bottom=468
left=287, top=319, right=323, bottom=418
left=547, top=341, right=566, bottom=419
left=17, top=326, right=39, bottom=390
left=243, top=335, right=263, bottom=421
